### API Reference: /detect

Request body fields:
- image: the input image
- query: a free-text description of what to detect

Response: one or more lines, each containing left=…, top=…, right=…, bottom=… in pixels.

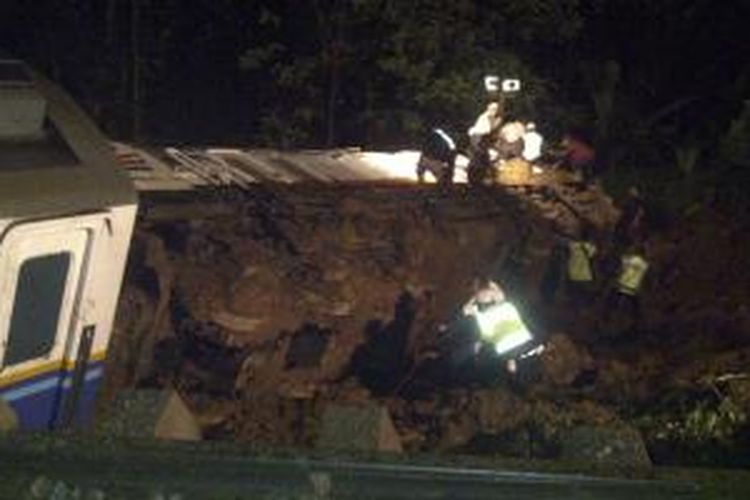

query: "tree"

left=239, top=0, right=581, bottom=148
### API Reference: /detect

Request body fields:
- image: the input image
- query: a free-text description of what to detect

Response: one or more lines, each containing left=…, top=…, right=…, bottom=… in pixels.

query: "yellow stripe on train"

left=0, top=351, right=107, bottom=389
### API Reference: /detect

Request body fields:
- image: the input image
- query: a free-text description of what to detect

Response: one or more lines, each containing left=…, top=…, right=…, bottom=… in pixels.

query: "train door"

left=0, top=215, right=101, bottom=429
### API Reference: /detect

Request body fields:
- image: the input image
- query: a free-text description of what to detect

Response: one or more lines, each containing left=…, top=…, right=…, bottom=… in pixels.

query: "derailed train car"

left=0, top=58, right=137, bottom=429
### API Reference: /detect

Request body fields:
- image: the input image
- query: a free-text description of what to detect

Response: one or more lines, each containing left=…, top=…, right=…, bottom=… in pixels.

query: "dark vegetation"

left=3, top=1, right=748, bottom=215
left=2, top=1, right=748, bottom=201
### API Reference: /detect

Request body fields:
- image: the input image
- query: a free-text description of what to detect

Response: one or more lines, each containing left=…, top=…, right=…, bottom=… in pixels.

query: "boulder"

left=101, top=389, right=202, bottom=441
left=333, top=378, right=372, bottom=404
left=411, top=398, right=439, bottom=417
left=317, top=402, right=402, bottom=453
left=540, top=333, right=594, bottom=386
left=560, top=424, right=652, bottom=468
left=437, top=414, right=477, bottom=450
left=472, top=389, right=528, bottom=434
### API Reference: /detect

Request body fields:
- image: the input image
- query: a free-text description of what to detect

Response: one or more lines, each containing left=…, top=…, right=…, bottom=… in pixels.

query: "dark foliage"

left=1, top=0, right=748, bottom=208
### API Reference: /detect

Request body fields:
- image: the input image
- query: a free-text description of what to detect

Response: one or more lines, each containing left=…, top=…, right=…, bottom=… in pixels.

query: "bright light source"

left=356, top=151, right=422, bottom=180
left=484, top=75, right=500, bottom=92
left=352, top=151, right=467, bottom=183
left=502, top=79, right=521, bottom=93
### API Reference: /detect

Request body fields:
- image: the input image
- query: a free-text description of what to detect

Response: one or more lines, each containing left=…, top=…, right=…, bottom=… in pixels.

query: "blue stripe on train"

left=0, top=362, right=105, bottom=430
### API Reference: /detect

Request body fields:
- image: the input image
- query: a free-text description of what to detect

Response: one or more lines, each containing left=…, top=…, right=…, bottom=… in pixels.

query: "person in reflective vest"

left=618, top=252, right=649, bottom=296
left=417, top=127, right=457, bottom=186
left=462, top=277, right=505, bottom=317
left=474, top=301, right=533, bottom=357
left=566, top=226, right=597, bottom=305
left=462, top=278, right=535, bottom=373
left=604, top=244, right=649, bottom=327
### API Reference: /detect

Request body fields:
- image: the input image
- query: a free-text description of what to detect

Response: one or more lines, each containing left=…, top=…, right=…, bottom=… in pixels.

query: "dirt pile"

left=106, top=186, right=552, bottom=438
left=104, top=184, right=750, bottom=467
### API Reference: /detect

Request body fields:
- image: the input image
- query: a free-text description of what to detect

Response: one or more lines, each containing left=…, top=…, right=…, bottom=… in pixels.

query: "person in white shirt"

left=467, top=102, right=502, bottom=184
left=498, top=121, right=526, bottom=160
left=522, top=122, right=543, bottom=162
left=467, top=102, right=501, bottom=146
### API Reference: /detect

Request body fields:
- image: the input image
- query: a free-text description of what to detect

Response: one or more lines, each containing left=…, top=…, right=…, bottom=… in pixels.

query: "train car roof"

left=0, top=58, right=136, bottom=220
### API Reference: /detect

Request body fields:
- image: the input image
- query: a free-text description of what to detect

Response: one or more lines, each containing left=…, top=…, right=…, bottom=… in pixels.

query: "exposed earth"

left=101, top=179, right=750, bottom=469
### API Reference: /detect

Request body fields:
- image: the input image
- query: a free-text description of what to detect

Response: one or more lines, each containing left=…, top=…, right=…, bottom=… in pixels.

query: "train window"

left=2, top=253, right=71, bottom=367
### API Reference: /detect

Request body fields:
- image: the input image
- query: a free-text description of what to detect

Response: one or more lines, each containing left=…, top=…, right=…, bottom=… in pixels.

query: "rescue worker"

left=522, top=122, right=543, bottom=163
left=497, top=121, right=526, bottom=160
left=560, top=133, right=596, bottom=183
left=566, top=225, right=598, bottom=305
left=467, top=102, right=502, bottom=148
left=604, top=244, right=649, bottom=328
left=416, top=127, right=457, bottom=186
left=462, top=276, right=506, bottom=317
left=462, top=277, right=535, bottom=373
left=467, top=102, right=501, bottom=185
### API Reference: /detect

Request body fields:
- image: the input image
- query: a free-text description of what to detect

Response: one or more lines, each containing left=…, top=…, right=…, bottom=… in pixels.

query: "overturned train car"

left=0, top=58, right=137, bottom=429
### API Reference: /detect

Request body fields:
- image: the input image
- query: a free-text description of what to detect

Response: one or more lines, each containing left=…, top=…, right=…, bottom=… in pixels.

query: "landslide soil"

left=103, top=183, right=750, bottom=467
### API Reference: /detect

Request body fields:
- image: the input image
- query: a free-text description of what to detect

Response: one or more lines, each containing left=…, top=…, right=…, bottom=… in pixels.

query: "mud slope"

left=104, top=184, right=750, bottom=467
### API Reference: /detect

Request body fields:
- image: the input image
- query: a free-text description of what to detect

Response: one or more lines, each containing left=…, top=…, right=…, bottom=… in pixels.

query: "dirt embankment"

left=104, top=184, right=750, bottom=467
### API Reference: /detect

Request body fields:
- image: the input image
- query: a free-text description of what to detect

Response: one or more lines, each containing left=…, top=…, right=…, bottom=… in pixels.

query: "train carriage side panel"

left=0, top=57, right=137, bottom=430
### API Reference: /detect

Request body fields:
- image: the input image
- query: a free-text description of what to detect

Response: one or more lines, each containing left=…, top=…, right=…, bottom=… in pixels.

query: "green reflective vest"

left=567, top=241, right=596, bottom=282
left=475, top=302, right=532, bottom=355
left=617, top=254, right=649, bottom=295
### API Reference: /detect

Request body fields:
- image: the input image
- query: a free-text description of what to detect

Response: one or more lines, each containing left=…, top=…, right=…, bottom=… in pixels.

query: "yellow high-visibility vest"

left=475, top=302, right=532, bottom=356
left=567, top=241, right=596, bottom=282
left=617, top=254, right=649, bottom=295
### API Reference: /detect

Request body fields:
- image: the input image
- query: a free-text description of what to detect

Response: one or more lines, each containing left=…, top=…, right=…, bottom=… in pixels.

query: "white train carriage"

left=0, top=58, right=137, bottom=429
